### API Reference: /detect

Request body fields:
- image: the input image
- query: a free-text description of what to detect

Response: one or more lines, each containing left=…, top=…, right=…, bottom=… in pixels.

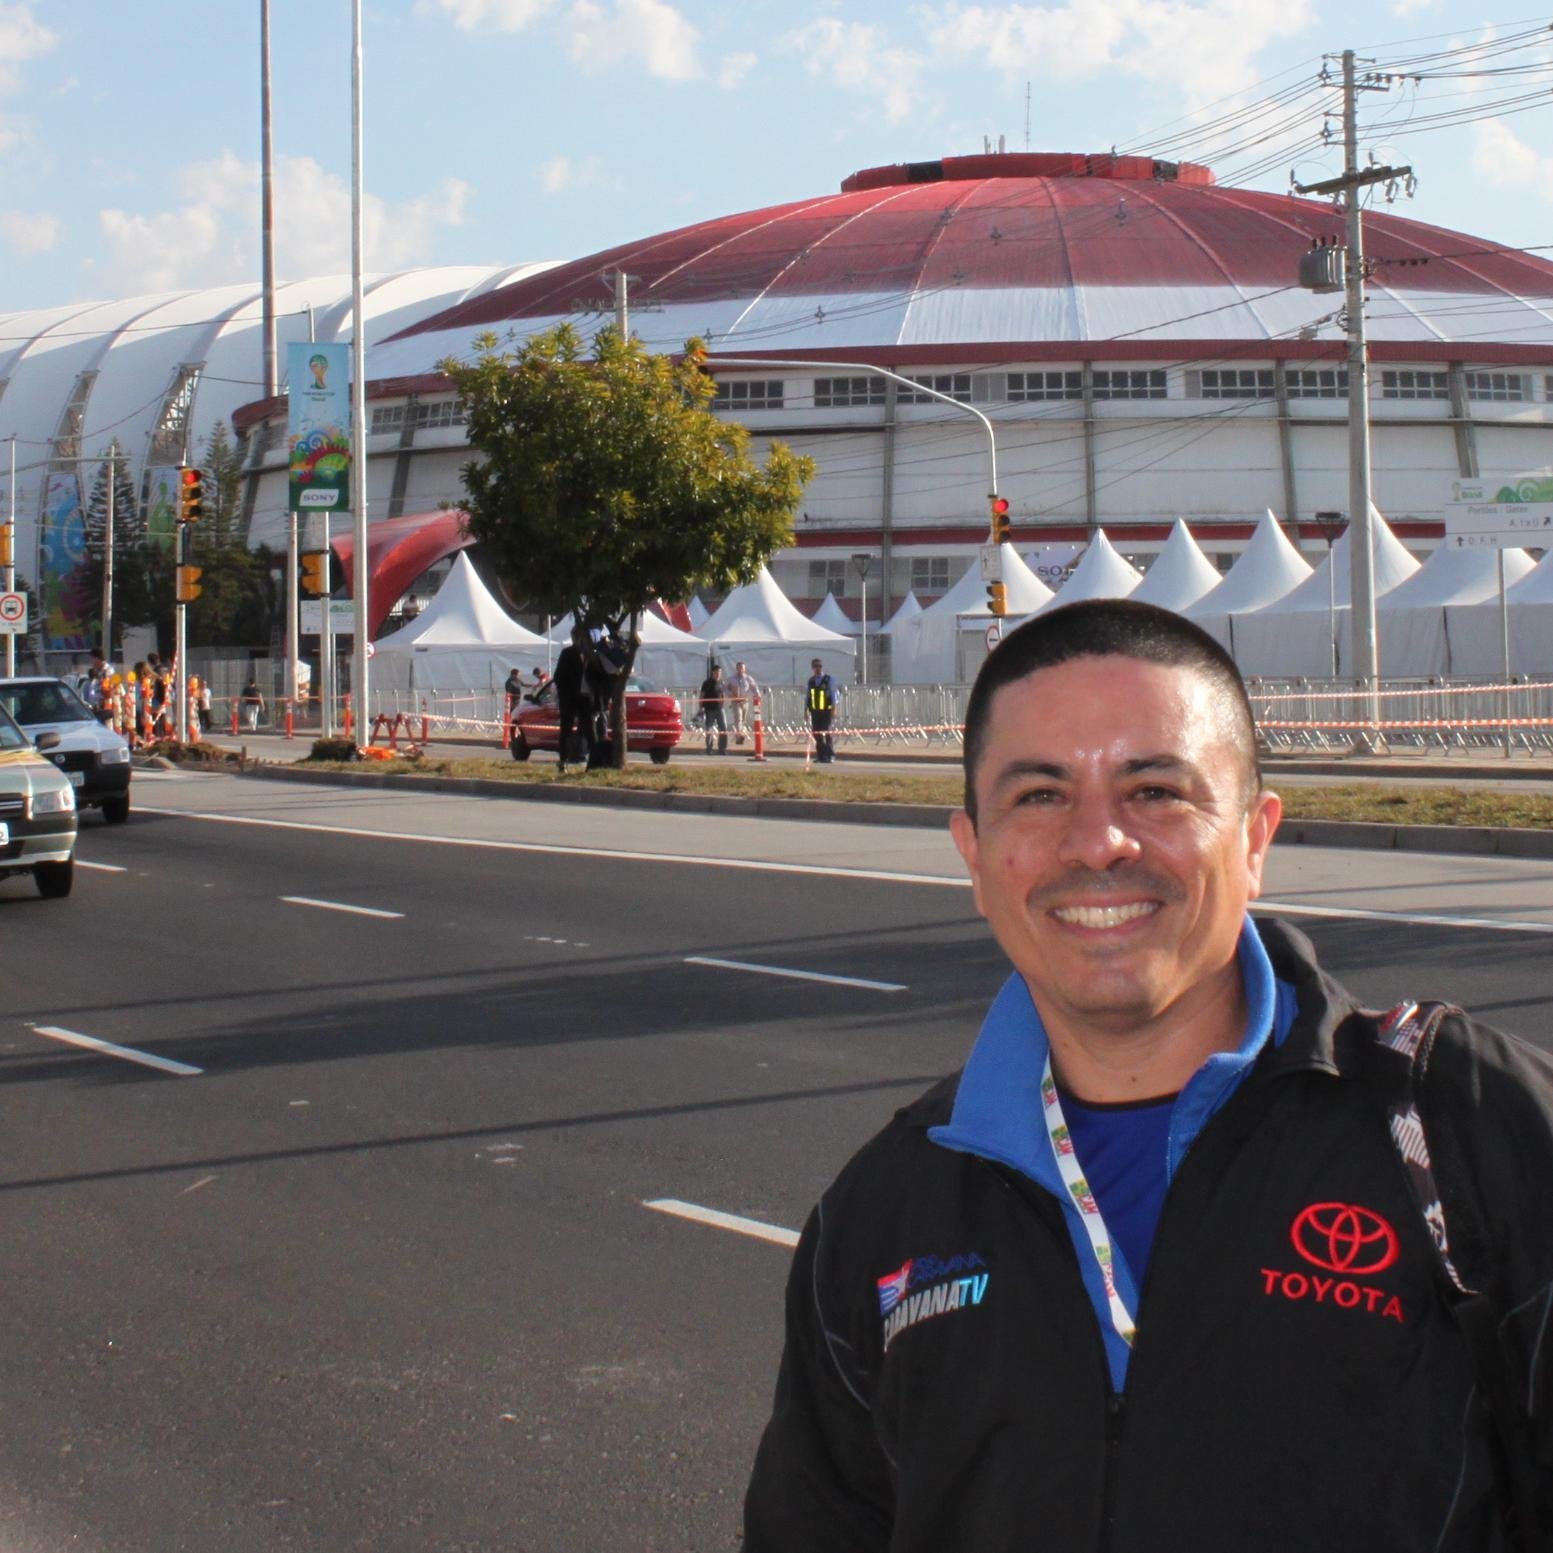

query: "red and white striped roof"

left=373, top=153, right=1553, bottom=377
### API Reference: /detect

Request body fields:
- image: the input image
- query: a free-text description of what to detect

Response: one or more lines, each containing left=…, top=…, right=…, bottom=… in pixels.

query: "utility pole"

left=349, top=0, right=369, bottom=743
left=4, top=438, right=15, bottom=676
left=101, top=449, right=114, bottom=664
left=613, top=269, right=629, bottom=341
left=260, top=0, right=277, bottom=399
left=1294, top=51, right=1410, bottom=746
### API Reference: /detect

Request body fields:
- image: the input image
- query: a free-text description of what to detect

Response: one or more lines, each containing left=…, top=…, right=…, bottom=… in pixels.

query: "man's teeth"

left=1051, top=901, right=1159, bottom=928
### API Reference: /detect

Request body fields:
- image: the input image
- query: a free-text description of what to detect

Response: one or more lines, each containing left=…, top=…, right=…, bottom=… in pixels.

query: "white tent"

left=1445, top=547, right=1553, bottom=677
left=700, top=567, right=855, bottom=684
left=1039, top=530, right=1142, bottom=608
left=1129, top=520, right=1224, bottom=613
left=879, top=591, right=923, bottom=633
left=1377, top=543, right=1535, bottom=676
left=372, top=552, right=550, bottom=692
left=686, top=596, right=711, bottom=631
left=542, top=608, right=708, bottom=684
left=811, top=592, right=861, bottom=636
left=1187, top=510, right=1311, bottom=651
left=1230, top=507, right=1420, bottom=678
left=891, top=546, right=1053, bottom=683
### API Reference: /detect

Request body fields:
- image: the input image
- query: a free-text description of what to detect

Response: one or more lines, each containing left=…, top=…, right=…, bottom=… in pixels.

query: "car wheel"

left=649, top=746, right=671, bottom=766
left=101, top=794, right=130, bottom=824
left=510, top=732, right=531, bottom=762
left=35, top=859, right=74, bottom=899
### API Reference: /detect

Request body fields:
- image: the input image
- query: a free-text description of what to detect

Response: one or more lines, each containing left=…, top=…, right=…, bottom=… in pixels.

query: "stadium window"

left=1381, top=369, right=1449, bottom=401
left=900, top=374, right=974, bottom=404
left=814, top=376, right=886, bottom=408
left=1192, top=369, right=1275, bottom=399
left=370, top=405, right=406, bottom=434
left=808, top=559, right=848, bottom=597
left=712, top=379, right=785, bottom=411
left=1091, top=369, right=1168, bottom=400
left=1007, top=371, right=1082, bottom=401
left=1285, top=368, right=1349, bottom=399
left=1465, top=371, right=1529, bottom=403
left=411, top=398, right=466, bottom=428
left=909, top=557, right=952, bottom=593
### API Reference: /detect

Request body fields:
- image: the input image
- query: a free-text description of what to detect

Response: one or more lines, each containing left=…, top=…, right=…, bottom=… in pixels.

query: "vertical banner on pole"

left=287, top=342, right=351, bottom=515
left=39, top=467, right=91, bottom=652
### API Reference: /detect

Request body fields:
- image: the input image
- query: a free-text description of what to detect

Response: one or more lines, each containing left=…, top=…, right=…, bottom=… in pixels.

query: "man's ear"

left=1244, top=788, right=1282, bottom=900
left=949, top=808, right=986, bottom=919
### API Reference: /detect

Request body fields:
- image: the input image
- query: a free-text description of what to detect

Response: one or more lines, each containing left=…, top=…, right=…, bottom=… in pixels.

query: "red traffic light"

left=988, top=493, right=1011, bottom=545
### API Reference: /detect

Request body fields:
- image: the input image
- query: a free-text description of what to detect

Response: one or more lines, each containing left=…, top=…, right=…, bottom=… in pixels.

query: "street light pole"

left=851, top=551, right=870, bottom=686
left=348, top=0, right=370, bottom=741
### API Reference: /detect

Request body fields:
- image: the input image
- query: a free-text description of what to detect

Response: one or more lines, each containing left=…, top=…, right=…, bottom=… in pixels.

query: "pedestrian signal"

left=986, top=581, right=1007, bottom=617
left=176, top=564, right=203, bottom=604
left=989, top=494, right=1011, bottom=546
left=300, top=550, right=331, bottom=596
left=178, top=467, right=204, bottom=523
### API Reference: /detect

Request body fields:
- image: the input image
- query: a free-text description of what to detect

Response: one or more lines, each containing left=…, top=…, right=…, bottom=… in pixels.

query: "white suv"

left=0, top=677, right=132, bottom=824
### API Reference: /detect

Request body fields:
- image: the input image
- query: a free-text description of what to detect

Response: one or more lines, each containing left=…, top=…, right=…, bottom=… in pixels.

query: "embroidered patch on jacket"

left=876, top=1252, right=990, bottom=1349
left=1259, top=1201, right=1406, bottom=1324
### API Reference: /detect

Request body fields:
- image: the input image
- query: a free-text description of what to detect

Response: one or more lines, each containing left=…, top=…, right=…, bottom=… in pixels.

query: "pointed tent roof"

left=924, top=545, right=1053, bottom=618
left=1379, top=542, right=1534, bottom=609
left=686, top=596, right=711, bottom=630
left=1043, top=530, right=1141, bottom=607
left=811, top=592, right=860, bottom=636
left=1256, top=506, right=1418, bottom=613
left=1505, top=547, right=1553, bottom=603
left=373, top=552, right=548, bottom=650
left=880, top=591, right=923, bottom=633
left=1186, top=509, right=1310, bottom=618
left=1129, top=520, right=1224, bottom=612
left=702, top=567, right=851, bottom=644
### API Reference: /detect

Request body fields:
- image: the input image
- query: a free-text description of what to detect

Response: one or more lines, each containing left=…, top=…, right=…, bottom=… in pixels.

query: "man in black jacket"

left=745, top=599, right=1553, bottom=1552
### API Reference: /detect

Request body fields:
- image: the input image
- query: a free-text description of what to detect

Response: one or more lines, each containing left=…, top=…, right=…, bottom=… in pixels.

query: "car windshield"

left=0, top=703, right=28, bottom=751
left=625, top=676, right=662, bottom=694
left=0, top=680, right=93, bottom=726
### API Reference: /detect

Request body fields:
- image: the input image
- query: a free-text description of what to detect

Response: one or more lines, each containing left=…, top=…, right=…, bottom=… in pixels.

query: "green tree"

left=442, top=325, right=813, bottom=766
left=82, top=440, right=161, bottom=652
left=187, top=421, right=278, bottom=649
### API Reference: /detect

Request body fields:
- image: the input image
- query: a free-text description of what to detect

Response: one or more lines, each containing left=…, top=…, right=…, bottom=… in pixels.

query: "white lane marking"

left=280, top=895, right=405, bottom=920
left=685, top=955, right=907, bottom=992
left=644, top=1198, right=799, bottom=1249
left=76, top=860, right=126, bottom=873
left=139, top=807, right=1553, bottom=933
left=30, top=1025, right=202, bottom=1077
left=138, top=806, right=960, bottom=887
left=1256, top=901, right=1553, bottom=937
left=179, top=1175, right=218, bottom=1196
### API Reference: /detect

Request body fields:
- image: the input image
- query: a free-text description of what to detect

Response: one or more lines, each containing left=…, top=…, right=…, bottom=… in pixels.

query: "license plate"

left=68, top=771, right=84, bottom=788
left=0, top=823, right=7, bottom=844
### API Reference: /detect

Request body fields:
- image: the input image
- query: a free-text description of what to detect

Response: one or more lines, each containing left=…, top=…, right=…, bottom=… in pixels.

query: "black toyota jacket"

left=744, top=919, right=1553, bottom=1552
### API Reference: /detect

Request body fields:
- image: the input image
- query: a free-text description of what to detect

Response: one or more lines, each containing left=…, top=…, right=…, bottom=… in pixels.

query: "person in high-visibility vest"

left=805, top=658, right=838, bottom=764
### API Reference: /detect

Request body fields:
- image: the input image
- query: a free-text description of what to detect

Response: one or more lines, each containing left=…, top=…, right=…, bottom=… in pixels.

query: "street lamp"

left=851, top=552, right=870, bottom=686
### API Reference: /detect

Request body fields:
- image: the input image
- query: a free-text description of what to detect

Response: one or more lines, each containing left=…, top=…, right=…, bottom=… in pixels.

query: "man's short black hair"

left=962, top=599, right=1261, bottom=823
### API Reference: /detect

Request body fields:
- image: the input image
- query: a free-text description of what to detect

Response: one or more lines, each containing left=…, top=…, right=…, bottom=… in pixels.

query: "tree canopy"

left=442, top=325, right=813, bottom=630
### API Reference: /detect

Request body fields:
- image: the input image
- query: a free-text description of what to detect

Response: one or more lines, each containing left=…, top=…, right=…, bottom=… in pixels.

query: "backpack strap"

left=1369, top=1000, right=1545, bottom=1549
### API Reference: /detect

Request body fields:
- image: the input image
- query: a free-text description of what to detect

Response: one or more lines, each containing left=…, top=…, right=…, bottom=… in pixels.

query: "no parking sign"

left=0, top=592, right=26, bottom=634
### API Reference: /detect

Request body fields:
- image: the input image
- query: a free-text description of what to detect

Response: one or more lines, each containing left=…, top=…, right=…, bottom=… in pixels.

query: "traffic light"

left=986, top=581, right=1007, bottom=617
left=300, top=550, right=331, bottom=597
left=178, top=466, right=204, bottom=523
left=0, top=524, right=11, bottom=568
left=989, top=494, right=1011, bottom=546
left=176, top=564, right=203, bottom=604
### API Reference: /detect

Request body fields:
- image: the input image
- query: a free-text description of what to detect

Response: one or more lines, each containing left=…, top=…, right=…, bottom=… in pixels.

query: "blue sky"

left=3, top=0, right=1553, bottom=311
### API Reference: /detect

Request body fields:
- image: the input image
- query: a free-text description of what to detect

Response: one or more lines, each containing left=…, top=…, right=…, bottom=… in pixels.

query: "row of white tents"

left=889, top=508, right=1552, bottom=683
left=371, top=508, right=1553, bottom=694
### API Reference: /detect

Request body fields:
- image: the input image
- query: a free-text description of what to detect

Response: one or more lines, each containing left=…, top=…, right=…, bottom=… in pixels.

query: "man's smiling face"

left=950, top=654, right=1281, bottom=1044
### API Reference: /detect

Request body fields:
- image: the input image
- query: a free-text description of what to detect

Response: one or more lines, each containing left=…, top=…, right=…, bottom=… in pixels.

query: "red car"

left=511, top=674, right=684, bottom=764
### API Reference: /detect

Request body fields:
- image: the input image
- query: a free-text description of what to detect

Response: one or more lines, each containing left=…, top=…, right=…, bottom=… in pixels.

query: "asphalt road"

left=2, top=772, right=1552, bottom=1552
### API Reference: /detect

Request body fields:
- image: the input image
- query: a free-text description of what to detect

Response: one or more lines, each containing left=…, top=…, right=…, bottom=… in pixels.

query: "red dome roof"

left=377, top=154, right=1553, bottom=367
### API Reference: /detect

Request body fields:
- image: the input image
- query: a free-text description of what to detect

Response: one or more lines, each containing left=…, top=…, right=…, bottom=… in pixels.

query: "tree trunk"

left=610, top=611, right=641, bottom=770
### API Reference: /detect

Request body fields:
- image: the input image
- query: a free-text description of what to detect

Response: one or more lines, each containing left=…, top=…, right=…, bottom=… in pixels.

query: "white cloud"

left=1390, top=0, right=1439, bottom=17
left=94, top=152, right=472, bottom=296
left=0, top=207, right=59, bottom=254
left=785, top=19, right=924, bottom=126
left=929, top=0, right=1314, bottom=102
left=537, top=153, right=620, bottom=195
left=419, top=0, right=556, bottom=28
left=564, top=0, right=702, bottom=81
left=0, top=2, right=56, bottom=154
left=717, top=50, right=757, bottom=89
left=1473, top=119, right=1552, bottom=194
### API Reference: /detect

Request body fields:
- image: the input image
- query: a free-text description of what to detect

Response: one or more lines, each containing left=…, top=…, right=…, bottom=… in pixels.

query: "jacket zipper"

left=1097, top=1391, right=1126, bottom=1553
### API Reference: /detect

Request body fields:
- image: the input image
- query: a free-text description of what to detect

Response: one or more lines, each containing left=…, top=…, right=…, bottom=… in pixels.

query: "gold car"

left=0, top=701, right=78, bottom=899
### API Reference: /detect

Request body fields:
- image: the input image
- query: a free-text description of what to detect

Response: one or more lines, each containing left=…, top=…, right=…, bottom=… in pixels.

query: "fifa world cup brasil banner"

left=288, top=341, right=351, bottom=513
left=39, top=467, right=92, bottom=652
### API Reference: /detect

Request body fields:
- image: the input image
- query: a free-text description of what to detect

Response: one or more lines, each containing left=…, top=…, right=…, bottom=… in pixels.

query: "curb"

left=238, top=762, right=1553, bottom=859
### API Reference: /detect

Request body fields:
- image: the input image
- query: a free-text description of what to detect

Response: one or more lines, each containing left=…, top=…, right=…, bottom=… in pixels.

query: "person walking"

left=728, top=660, right=759, bottom=746
left=552, top=627, right=592, bottom=769
left=805, top=658, right=837, bottom=763
left=241, top=674, right=264, bottom=731
left=699, top=663, right=728, bottom=755
left=746, top=598, right=1553, bottom=1553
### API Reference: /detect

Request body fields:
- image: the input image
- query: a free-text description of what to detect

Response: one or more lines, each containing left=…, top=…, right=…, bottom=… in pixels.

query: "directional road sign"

left=1445, top=503, right=1553, bottom=550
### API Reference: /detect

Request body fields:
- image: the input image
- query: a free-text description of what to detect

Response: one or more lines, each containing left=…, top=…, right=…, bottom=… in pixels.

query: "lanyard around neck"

left=1041, top=1055, right=1137, bottom=1349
